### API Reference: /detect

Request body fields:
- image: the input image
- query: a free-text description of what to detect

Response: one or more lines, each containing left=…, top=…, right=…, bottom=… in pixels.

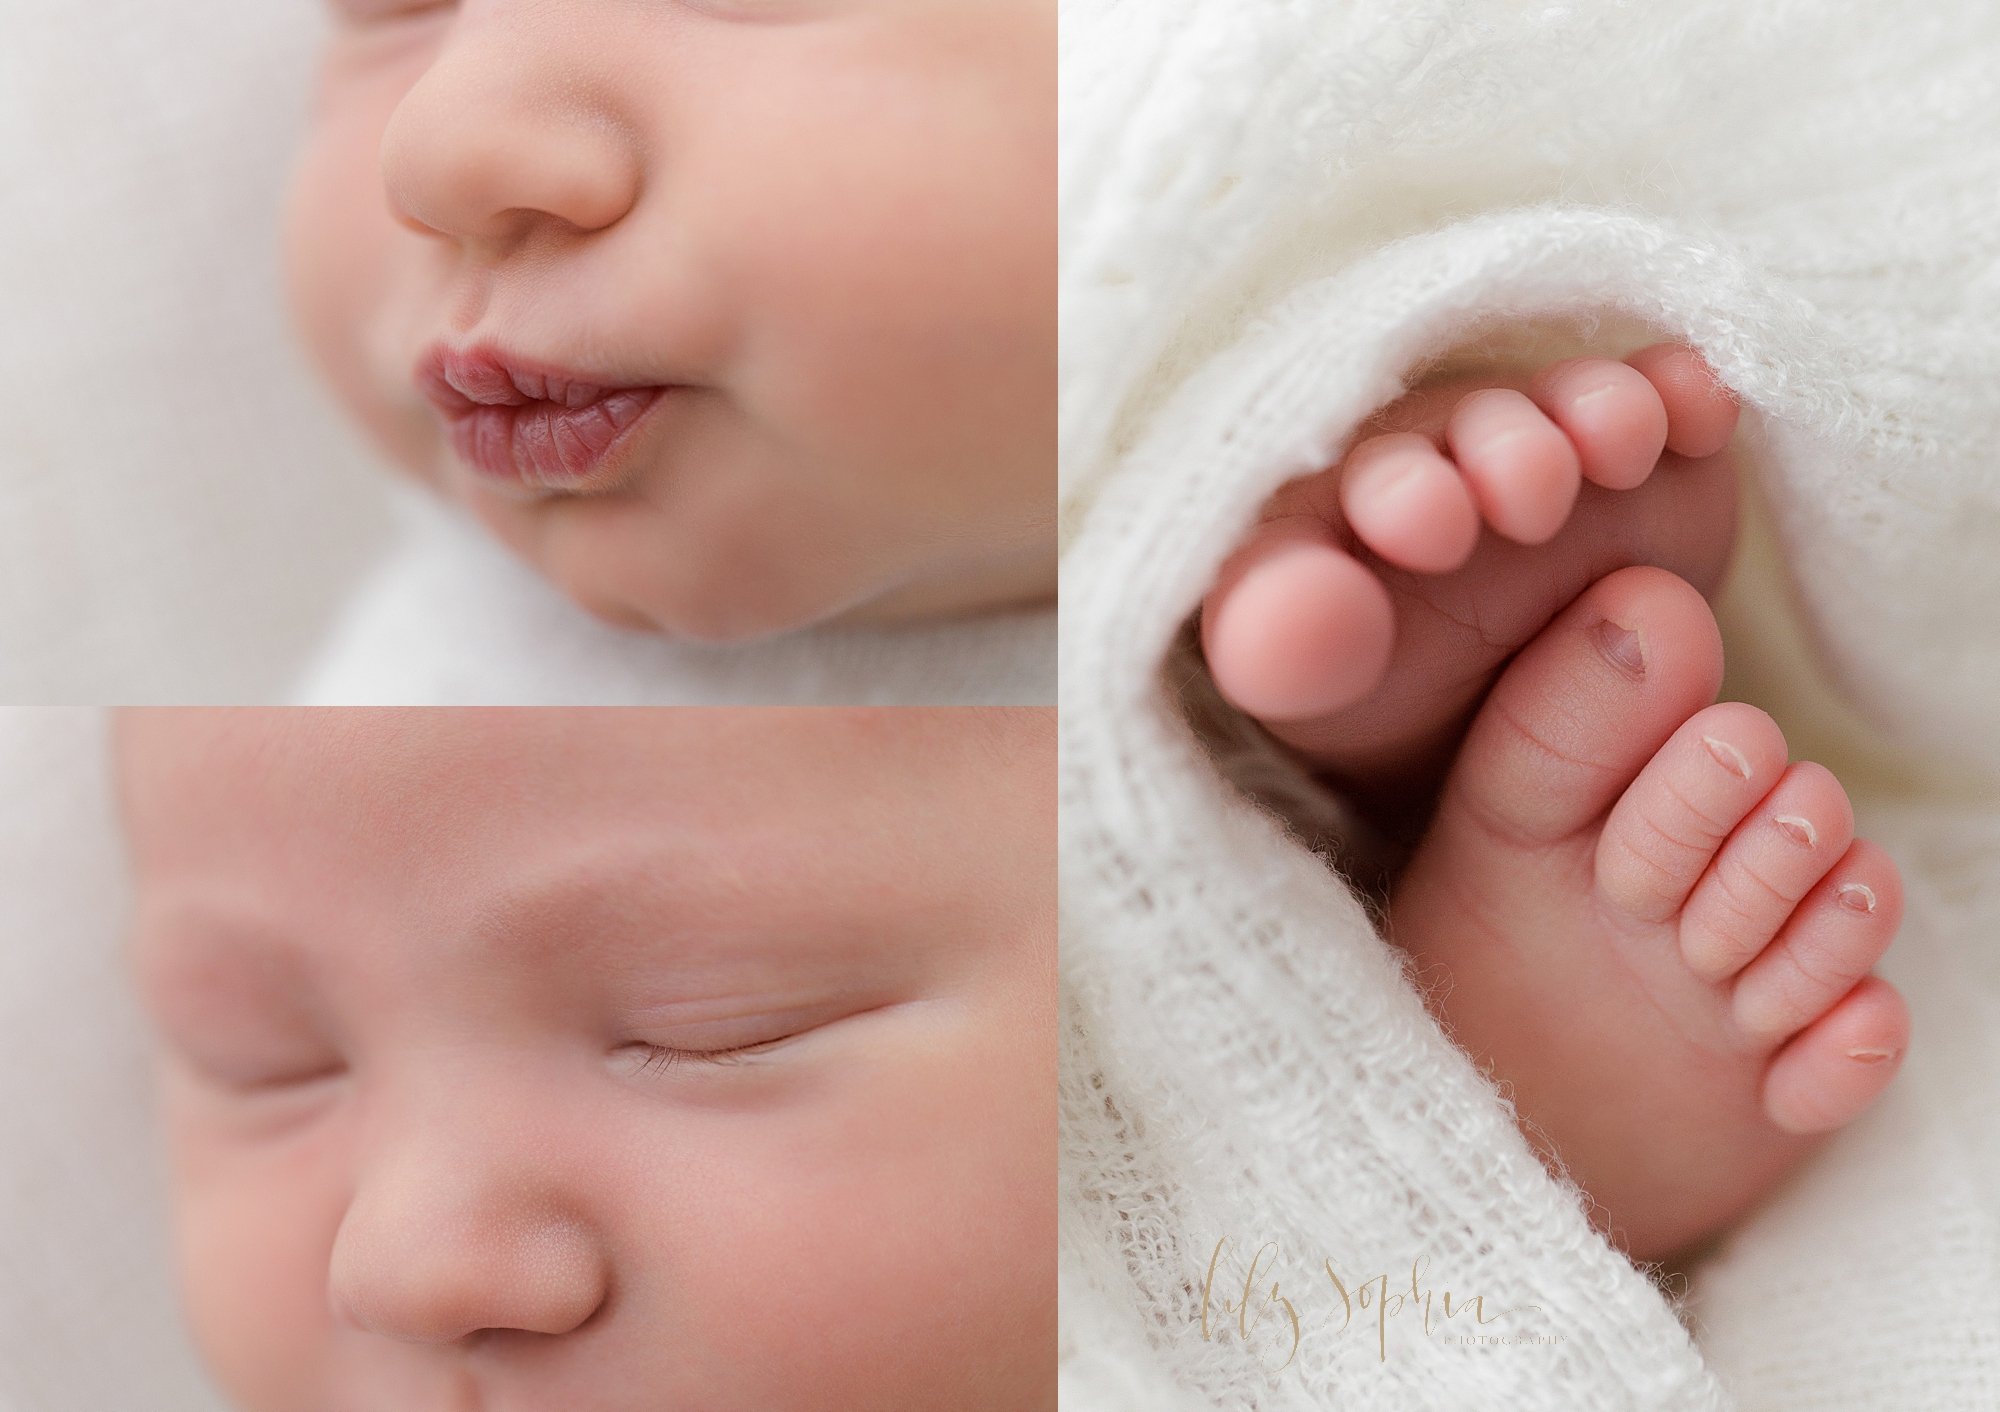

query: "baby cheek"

left=699, top=126, right=1035, bottom=488
left=732, top=249, right=1049, bottom=556
left=678, top=1175, right=964, bottom=1407
left=171, top=1134, right=344, bottom=1412
left=675, top=1058, right=1050, bottom=1408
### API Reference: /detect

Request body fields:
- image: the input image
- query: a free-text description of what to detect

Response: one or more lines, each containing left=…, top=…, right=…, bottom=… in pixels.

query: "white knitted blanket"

left=295, top=489, right=1056, bottom=705
left=1058, top=3, right=2000, bottom=1408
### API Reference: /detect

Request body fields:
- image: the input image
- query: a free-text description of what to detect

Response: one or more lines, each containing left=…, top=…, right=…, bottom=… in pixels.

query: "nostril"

left=387, top=195, right=445, bottom=240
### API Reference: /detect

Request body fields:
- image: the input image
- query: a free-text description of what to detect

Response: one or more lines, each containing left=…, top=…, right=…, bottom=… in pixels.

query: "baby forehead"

left=126, top=769, right=980, bottom=1006
left=136, top=845, right=909, bottom=985
left=120, top=710, right=1051, bottom=1012
left=115, top=707, right=1051, bottom=889
left=116, top=704, right=481, bottom=773
left=115, top=707, right=1044, bottom=787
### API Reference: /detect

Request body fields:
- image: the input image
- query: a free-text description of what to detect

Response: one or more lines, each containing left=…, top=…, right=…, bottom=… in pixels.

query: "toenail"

left=1846, top=1047, right=1899, bottom=1064
left=1473, top=425, right=1539, bottom=454
left=1775, top=813, right=1818, bottom=848
left=1702, top=735, right=1752, bottom=780
left=1836, top=882, right=1878, bottom=913
left=1591, top=619, right=1646, bottom=679
left=1569, top=381, right=1627, bottom=408
left=1371, top=456, right=1425, bottom=490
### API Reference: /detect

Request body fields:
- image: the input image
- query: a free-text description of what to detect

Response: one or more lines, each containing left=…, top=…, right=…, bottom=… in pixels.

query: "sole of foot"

left=1387, top=566, right=1908, bottom=1262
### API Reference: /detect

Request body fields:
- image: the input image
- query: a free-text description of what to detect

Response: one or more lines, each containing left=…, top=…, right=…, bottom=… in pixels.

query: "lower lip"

left=442, top=387, right=669, bottom=492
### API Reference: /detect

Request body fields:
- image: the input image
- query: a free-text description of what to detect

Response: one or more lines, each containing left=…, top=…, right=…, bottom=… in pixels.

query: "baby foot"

left=1200, top=344, right=1741, bottom=831
left=1389, top=566, right=1909, bottom=1262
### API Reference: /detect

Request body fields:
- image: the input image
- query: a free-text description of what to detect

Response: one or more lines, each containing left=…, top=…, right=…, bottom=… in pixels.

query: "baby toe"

left=1531, top=358, right=1670, bottom=491
left=1595, top=701, right=1790, bottom=923
left=1678, top=760, right=1856, bottom=982
left=1444, top=388, right=1583, bottom=545
left=1338, top=432, right=1481, bottom=573
left=1731, top=839, right=1903, bottom=1043
left=1762, top=975, right=1910, bottom=1135
left=1626, top=343, right=1741, bottom=459
left=1440, top=566, right=1723, bottom=850
left=1200, top=522, right=1396, bottom=722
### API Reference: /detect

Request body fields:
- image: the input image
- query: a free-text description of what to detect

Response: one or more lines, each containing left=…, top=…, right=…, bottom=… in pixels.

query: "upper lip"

left=416, top=341, right=664, bottom=415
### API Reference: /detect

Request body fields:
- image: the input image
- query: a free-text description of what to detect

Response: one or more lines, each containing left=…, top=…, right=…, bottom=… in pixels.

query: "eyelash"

left=196, top=1039, right=782, bottom=1094
left=631, top=1038, right=783, bottom=1077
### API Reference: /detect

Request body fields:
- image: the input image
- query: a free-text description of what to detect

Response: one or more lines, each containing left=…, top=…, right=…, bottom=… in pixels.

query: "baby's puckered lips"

left=416, top=342, right=671, bottom=494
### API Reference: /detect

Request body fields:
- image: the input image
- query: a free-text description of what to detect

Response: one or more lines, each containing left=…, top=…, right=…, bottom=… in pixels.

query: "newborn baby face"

left=285, top=0, right=1053, bottom=640
left=120, top=708, right=1054, bottom=1412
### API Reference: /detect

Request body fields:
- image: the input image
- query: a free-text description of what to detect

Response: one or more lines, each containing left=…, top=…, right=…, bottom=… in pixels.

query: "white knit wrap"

left=1058, top=2, right=2000, bottom=1407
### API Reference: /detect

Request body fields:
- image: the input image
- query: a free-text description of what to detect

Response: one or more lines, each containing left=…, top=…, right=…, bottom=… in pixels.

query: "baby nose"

left=328, top=1143, right=611, bottom=1344
left=378, top=23, right=643, bottom=249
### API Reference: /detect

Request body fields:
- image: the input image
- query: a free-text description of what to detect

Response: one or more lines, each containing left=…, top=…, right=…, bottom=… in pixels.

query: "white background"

left=0, top=710, right=226, bottom=1410
left=0, top=0, right=395, bottom=703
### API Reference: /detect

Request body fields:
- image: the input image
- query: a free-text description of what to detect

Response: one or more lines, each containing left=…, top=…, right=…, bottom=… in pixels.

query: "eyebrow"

left=128, top=907, right=330, bottom=1048
left=130, top=833, right=941, bottom=997
left=460, top=850, right=904, bottom=992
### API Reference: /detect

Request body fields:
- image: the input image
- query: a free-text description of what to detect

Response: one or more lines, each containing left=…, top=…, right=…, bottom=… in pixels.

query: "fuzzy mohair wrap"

left=1057, top=2, right=2000, bottom=1408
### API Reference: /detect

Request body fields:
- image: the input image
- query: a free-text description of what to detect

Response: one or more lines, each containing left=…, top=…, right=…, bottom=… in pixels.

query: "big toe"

left=1200, top=523, right=1396, bottom=721
left=1438, top=565, right=1726, bottom=850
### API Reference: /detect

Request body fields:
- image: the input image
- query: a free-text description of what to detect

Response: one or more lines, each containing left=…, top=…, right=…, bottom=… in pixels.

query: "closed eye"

left=627, top=1035, right=794, bottom=1077
left=328, top=0, right=454, bottom=25
left=168, top=1049, right=346, bottom=1094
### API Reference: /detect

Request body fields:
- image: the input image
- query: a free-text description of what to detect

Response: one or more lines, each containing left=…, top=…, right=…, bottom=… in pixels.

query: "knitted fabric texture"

left=1058, top=2, right=2000, bottom=1409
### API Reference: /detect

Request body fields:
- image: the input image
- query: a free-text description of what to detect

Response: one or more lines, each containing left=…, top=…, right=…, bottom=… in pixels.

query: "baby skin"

left=289, top=0, right=1053, bottom=641
left=1199, top=349, right=1909, bottom=1262
left=119, top=708, right=1055, bottom=1412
